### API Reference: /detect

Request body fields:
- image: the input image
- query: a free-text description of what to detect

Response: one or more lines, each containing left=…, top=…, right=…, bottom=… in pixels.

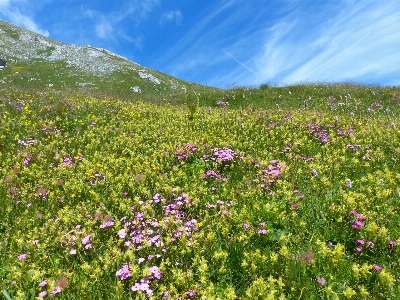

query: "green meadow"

left=1, top=83, right=400, bottom=299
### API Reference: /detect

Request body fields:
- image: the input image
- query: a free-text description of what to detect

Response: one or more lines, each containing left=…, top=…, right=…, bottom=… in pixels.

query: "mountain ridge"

left=0, top=18, right=215, bottom=100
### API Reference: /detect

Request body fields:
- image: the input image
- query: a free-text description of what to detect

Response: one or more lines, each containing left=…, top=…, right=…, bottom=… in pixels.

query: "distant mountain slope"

left=0, top=19, right=214, bottom=99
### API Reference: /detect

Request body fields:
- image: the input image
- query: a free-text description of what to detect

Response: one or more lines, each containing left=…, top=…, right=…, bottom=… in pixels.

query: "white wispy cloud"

left=83, top=0, right=159, bottom=49
left=0, top=0, right=49, bottom=36
left=254, top=1, right=400, bottom=86
left=160, top=10, right=183, bottom=26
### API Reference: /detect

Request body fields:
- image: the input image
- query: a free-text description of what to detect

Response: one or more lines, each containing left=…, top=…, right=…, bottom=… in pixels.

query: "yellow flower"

left=343, top=287, right=356, bottom=299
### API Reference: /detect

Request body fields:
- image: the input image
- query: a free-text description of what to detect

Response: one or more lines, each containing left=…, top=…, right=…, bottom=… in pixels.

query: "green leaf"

left=2, top=290, right=12, bottom=300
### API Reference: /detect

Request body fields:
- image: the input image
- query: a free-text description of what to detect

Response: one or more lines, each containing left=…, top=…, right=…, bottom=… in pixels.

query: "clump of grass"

left=0, top=84, right=400, bottom=299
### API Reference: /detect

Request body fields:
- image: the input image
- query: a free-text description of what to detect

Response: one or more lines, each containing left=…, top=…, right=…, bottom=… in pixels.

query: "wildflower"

left=33, top=239, right=40, bottom=244
left=50, top=286, right=62, bottom=295
left=187, top=289, right=196, bottom=297
left=70, top=249, right=77, bottom=255
left=258, top=229, right=267, bottom=235
left=38, top=291, right=47, bottom=298
left=138, top=257, right=145, bottom=264
left=352, top=220, right=364, bottom=228
left=148, top=266, right=162, bottom=279
left=346, top=179, right=352, bottom=189
left=356, top=239, right=364, bottom=245
left=38, top=280, right=48, bottom=287
left=116, top=263, right=131, bottom=280
left=243, top=223, right=250, bottom=229
left=118, top=229, right=127, bottom=239
left=17, top=253, right=27, bottom=260
left=85, top=243, right=92, bottom=249
left=56, top=277, right=68, bottom=288
left=81, top=234, right=91, bottom=245
left=355, top=247, right=362, bottom=252
left=300, top=251, right=315, bottom=263
left=389, top=240, right=397, bottom=246
left=373, top=265, right=382, bottom=271
left=317, top=277, right=326, bottom=285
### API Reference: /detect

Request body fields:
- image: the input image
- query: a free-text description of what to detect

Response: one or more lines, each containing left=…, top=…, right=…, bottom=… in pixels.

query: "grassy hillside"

left=1, top=82, right=400, bottom=300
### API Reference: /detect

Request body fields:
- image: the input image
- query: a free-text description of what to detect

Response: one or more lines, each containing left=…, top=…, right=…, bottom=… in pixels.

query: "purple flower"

left=148, top=266, right=162, bottom=279
left=373, top=265, right=382, bottom=271
left=116, top=263, right=131, bottom=280
left=81, top=234, right=91, bottom=245
left=243, top=223, right=250, bottom=229
left=17, top=253, right=27, bottom=261
left=50, top=286, right=62, bottom=295
left=38, top=291, right=47, bottom=298
left=187, top=289, right=196, bottom=297
left=367, top=241, right=375, bottom=248
left=118, top=229, right=127, bottom=239
left=352, top=220, right=364, bottom=228
left=38, top=280, right=48, bottom=287
left=389, top=240, right=397, bottom=245
left=355, top=247, right=363, bottom=252
left=258, top=229, right=267, bottom=235
left=317, top=277, right=326, bottom=285
left=356, top=239, right=365, bottom=245
left=138, top=257, right=145, bottom=264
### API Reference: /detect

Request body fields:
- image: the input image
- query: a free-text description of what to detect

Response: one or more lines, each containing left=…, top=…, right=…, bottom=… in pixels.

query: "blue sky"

left=1, top=0, right=400, bottom=88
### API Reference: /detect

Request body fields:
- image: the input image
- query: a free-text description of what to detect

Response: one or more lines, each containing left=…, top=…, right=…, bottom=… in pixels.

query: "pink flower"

left=352, top=220, right=364, bottom=228
left=373, top=265, right=382, bottom=271
left=367, top=241, right=375, bottom=248
left=356, top=239, right=365, bottom=245
left=243, top=223, right=250, bottom=229
left=17, top=253, right=27, bottom=260
left=50, top=286, right=62, bottom=295
left=81, top=234, right=91, bottom=245
left=116, top=263, right=131, bottom=280
left=38, top=280, right=48, bottom=287
left=317, top=277, right=326, bottom=285
left=258, top=229, right=267, bottom=235
left=389, top=240, right=397, bottom=245
left=70, top=249, right=77, bottom=255
left=355, top=247, right=363, bottom=252
left=38, top=291, right=47, bottom=298
left=138, top=257, right=145, bottom=264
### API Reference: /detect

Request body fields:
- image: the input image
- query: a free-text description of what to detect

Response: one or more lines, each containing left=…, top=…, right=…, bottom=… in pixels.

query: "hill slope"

left=0, top=19, right=216, bottom=100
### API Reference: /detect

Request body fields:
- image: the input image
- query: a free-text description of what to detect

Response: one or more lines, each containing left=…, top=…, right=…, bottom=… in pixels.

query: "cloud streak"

left=160, top=10, right=183, bottom=26
left=0, top=0, right=49, bottom=36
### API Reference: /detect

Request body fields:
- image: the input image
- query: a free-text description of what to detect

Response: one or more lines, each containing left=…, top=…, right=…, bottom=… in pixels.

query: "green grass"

left=1, top=83, right=400, bottom=299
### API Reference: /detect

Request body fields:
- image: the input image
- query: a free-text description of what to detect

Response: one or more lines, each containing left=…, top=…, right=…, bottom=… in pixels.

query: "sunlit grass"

left=1, top=84, right=400, bottom=299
